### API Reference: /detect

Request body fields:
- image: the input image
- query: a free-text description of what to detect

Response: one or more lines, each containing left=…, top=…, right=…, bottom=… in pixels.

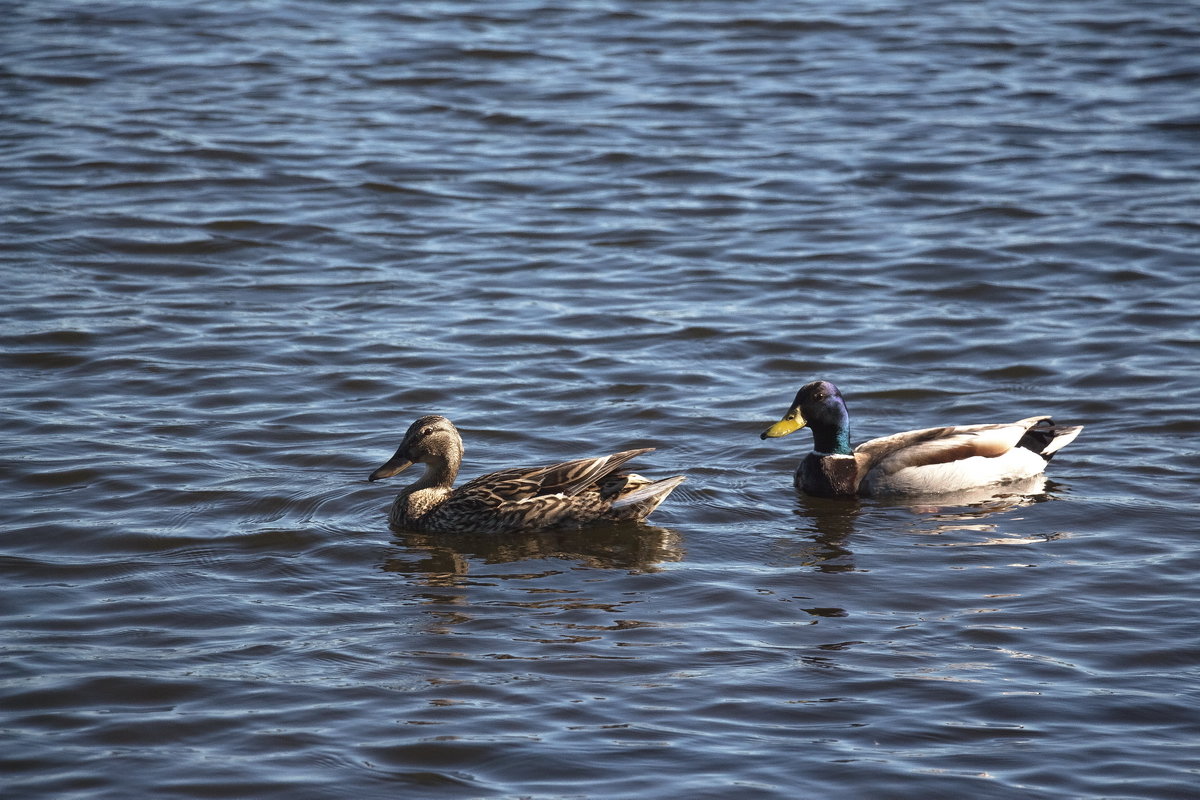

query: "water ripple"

left=4, top=1, right=1200, bottom=798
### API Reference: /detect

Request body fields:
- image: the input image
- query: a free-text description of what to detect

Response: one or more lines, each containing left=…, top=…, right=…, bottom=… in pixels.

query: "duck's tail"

left=1018, top=418, right=1083, bottom=461
left=609, top=475, right=686, bottom=520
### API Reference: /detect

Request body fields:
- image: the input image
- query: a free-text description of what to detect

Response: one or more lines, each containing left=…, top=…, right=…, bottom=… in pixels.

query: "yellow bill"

left=761, top=412, right=807, bottom=439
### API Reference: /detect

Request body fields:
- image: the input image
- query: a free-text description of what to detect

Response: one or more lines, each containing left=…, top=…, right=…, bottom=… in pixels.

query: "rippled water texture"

left=3, top=1, right=1200, bottom=798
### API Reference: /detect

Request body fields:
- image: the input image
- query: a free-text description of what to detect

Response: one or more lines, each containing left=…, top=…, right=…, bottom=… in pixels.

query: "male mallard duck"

left=760, top=380, right=1082, bottom=498
left=369, top=415, right=685, bottom=533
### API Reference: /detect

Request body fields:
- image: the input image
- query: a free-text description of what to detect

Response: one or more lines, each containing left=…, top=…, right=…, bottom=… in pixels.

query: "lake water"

left=3, top=1, right=1199, bottom=798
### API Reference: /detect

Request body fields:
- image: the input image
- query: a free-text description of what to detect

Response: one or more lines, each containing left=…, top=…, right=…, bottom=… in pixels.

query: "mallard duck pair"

left=369, top=382, right=1082, bottom=531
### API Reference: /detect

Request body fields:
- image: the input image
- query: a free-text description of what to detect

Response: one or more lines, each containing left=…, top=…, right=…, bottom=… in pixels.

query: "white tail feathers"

left=1039, top=424, right=1083, bottom=458
left=611, top=475, right=686, bottom=515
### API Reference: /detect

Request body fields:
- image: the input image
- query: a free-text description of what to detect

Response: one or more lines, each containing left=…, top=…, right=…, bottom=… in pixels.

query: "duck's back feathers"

left=860, top=444, right=1049, bottom=496
left=858, top=416, right=1079, bottom=496
left=464, top=448, right=655, bottom=503
left=860, top=418, right=1043, bottom=476
left=426, top=449, right=680, bottom=532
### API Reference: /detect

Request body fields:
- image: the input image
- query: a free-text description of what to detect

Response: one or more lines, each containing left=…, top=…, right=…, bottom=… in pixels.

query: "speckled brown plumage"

left=369, top=415, right=684, bottom=533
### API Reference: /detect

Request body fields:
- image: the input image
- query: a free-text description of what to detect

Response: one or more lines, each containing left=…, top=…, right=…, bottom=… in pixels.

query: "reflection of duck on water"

left=898, top=475, right=1078, bottom=545
left=781, top=474, right=1059, bottom=567
left=382, top=523, right=685, bottom=579
left=369, top=415, right=684, bottom=533
left=900, top=474, right=1050, bottom=515
left=762, top=381, right=1082, bottom=498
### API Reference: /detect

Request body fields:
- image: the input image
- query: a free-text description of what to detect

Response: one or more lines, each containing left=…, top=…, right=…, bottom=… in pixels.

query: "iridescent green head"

left=761, top=380, right=852, bottom=454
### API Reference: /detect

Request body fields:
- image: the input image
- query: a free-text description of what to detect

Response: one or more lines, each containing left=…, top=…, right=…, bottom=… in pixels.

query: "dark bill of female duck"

left=368, top=449, right=413, bottom=482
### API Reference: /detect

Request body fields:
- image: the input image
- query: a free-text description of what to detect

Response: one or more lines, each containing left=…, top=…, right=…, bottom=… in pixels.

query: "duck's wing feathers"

left=855, top=417, right=1048, bottom=476
left=459, top=447, right=655, bottom=503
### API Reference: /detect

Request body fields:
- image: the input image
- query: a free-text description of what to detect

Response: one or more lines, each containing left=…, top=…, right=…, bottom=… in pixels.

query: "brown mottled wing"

left=854, top=421, right=1035, bottom=476
left=457, top=447, right=655, bottom=504
left=424, top=492, right=593, bottom=534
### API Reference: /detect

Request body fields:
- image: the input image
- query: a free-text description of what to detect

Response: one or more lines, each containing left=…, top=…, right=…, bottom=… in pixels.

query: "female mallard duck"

left=369, top=415, right=685, bottom=533
left=760, top=380, right=1082, bottom=498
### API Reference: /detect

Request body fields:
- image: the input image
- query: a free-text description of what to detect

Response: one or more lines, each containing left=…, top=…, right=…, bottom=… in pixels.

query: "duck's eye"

left=421, top=427, right=434, bottom=437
